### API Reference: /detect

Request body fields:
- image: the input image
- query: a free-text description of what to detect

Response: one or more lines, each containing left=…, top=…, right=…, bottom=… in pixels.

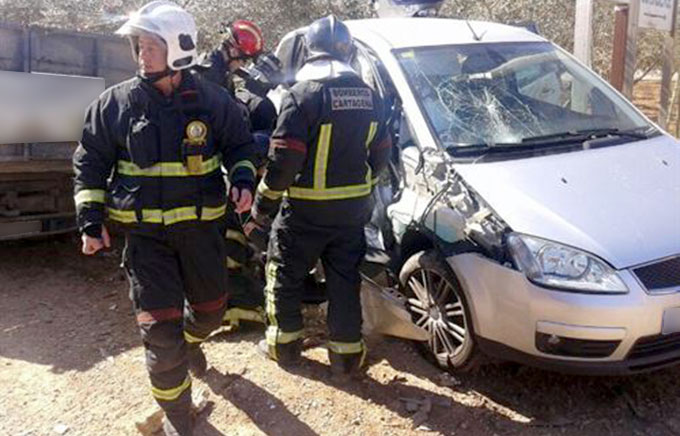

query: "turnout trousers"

left=264, top=210, right=367, bottom=362
left=222, top=208, right=265, bottom=326
left=122, top=222, right=228, bottom=416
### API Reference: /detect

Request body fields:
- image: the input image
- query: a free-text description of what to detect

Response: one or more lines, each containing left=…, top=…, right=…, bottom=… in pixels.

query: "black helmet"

left=305, top=15, right=353, bottom=63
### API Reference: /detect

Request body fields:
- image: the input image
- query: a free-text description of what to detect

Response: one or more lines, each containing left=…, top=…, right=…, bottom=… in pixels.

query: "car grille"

left=633, top=256, right=680, bottom=293
left=627, top=333, right=680, bottom=360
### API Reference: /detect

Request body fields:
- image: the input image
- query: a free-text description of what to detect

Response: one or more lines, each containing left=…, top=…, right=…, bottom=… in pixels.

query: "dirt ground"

left=634, top=80, right=680, bottom=137
left=2, top=235, right=680, bottom=436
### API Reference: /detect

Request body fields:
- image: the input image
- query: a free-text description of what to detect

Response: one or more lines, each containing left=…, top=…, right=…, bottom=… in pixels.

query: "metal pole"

left=659, top=0, right=678, bottom=130
left=574, top=0, right=595, bottom=67
left=622, top=0, right=640, bottom=99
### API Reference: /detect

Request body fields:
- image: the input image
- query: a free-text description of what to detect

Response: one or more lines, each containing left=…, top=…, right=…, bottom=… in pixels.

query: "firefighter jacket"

left=198, top=50, right=277, bottom=132
left=73, top=71, right=257, bottom=237
left=253, top=67, right=392, bottom=228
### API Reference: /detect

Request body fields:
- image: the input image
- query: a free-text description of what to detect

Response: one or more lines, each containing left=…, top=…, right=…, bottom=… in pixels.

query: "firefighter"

left=251, top=15, right=392, bottom=378
left=196, top=20, right=279, bottom=330
left=198, top=19, right=278, bottom=133
left=73, top=2, right=256, bottom=435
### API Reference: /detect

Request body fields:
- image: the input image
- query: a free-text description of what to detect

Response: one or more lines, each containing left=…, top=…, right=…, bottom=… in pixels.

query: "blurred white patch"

left=0, top=71, right=104, bottom=143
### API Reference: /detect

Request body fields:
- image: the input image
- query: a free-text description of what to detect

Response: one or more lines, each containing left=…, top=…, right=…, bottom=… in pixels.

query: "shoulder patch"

left=329, top=87, right=374, bottom=111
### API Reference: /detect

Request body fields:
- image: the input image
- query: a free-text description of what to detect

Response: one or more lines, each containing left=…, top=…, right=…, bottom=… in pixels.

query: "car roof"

left=345, top=18, right=547, bottom=49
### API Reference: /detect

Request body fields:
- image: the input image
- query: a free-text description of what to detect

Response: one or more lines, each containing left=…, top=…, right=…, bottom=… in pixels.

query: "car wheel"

left=399, top=250, right=482, bottom=372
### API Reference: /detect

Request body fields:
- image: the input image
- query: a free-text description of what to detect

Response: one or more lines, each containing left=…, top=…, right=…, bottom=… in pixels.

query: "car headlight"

left=506, top=233, right=628, bottom=294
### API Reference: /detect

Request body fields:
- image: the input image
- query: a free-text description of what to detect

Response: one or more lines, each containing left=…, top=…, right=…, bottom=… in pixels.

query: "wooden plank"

left=610, top=5, right=629, bottom=92
left=0, top=160, right=73, bottom=175
left=574, top=0, right=595, bottom=67
left=623, top=0, right=640, bottom=99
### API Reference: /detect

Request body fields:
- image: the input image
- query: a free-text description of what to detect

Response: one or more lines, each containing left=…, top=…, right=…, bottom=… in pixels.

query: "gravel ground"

left=1, top=235, right=680, bottom=436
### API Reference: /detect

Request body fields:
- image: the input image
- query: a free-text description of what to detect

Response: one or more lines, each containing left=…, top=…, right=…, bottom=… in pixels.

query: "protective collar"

left=295, top=59, right=357, bottom=82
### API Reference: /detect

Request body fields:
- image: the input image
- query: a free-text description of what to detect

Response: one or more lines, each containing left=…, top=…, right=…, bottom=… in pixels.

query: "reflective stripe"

left=230, top=160, right=257, bottom=177
left=371, top=176, right=380, bottom=186
left=117, top=155, right=221, bottom=177
left=288, top=182, right=371, bottom=201
left=313, top=124, right=333, bottom=190
left=107, top=204, right=226, bottom=225
left=257, top=180, right=284, bottom=200
left=365, top=121, right=379, bottom=148
left=183, top=330, right=206, bottom=344
left=266, top=326, right=303, bottom=345
left=226, top=257, right=242, bottom=269
left=226, top=229, right=247, bottom=246
left=201, top=205, right=227, bottom=221
left=151, top=376, right=191, bottom=402
left=75, top=189, right=106, bottom=205
left=289, top=122, right=376, bottom=201
left=223, top=307, right=264, bottom=324
left=328, top=340, right=364, bottom=354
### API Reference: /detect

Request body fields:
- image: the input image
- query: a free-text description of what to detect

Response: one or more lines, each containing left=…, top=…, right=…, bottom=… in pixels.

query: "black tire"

left=399, top=250, right=483, bottom=373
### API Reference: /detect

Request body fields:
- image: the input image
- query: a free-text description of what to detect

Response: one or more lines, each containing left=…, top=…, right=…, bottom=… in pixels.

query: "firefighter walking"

left=73, top=2, right=256, bottom=435
left=252, top=16, right=392, bottom=377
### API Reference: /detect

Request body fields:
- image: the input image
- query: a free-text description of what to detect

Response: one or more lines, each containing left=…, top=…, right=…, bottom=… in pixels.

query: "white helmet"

left=372, top=0, right=443, bottom=18
left=116, top=1, right=198, bottom=71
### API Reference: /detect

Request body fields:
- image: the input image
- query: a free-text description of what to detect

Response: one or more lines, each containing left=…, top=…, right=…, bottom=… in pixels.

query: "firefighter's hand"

left=243, top=220, right=262, bottom=238
left=231, top=187, right=253, bottom=213
left=81, top=225, right=111, bottom=255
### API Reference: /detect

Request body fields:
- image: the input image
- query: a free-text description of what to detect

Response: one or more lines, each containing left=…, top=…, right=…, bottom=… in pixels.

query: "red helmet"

left=226, top=20, right=264, bottom=58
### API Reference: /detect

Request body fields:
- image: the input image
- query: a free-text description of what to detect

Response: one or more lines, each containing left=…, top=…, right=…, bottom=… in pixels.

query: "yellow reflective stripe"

left=230, top=160, right=257, bottom=177
left=201, top=204, right=227, bottom=221
left=151, top=376, right=191, bottom=401
left=226, top=229, right=247, bottom=246
left=75, top=189, right=106, bottom=205
left=328, top=340, right=364, bottom=354
left=257, top=180, right=284, bottom=200
left=117, top=155, right=221, bottom=177
left=266, top=326, right=303, bottom=345
left=163, top=206, right=198, bottom=225
left=183, top=330, right=206, bottom=344
left=288, top=182, right=372, bottom=201
left=223, top=307, right=264, bottom=324
left=107, top=208, right=137, bottom=223
left=371, top=176, right=380, bottom=186
left=226, top=257, right=242, bottom=269
left=313, top=124, right=333, bottom=190
left=365, top=121, right=378, bottom=148
left=107, top=205, right=226, bottom=225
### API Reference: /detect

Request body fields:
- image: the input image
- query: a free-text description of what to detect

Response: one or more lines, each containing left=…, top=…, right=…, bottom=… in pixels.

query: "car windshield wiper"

left=445, top=142, right=530, bottom=156
left=521, top=128, right=649, bottom=144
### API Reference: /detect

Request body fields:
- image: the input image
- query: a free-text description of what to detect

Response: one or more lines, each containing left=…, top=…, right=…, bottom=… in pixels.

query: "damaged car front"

left=347, top=18, right=680, bottom=374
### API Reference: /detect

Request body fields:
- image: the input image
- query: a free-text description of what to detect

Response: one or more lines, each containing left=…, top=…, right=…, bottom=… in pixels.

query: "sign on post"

left=639, top=0, right=676, bottom=31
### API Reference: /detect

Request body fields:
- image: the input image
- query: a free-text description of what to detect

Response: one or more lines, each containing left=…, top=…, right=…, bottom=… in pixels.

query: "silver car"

left=275, top=18, right=680, bottom=374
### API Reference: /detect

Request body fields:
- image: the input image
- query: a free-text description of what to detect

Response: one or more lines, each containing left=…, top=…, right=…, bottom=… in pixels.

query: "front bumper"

left=448, top=253, right=680, bottom=375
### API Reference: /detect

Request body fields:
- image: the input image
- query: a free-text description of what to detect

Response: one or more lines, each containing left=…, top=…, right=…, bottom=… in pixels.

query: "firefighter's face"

left=137, top=34, right=167, bottom=75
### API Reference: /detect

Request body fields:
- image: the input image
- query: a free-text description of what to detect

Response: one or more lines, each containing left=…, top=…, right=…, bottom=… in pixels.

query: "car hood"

left=453, top=135, right=680, bottom=269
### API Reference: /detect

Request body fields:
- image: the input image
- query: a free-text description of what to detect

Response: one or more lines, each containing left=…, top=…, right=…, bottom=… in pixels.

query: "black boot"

left=162, top=410, right=194, bottom=436
left=329, top=351, right=364, bottom=382
left=257, top=339, right=302, bottom=369
left=187, top=344, right=207, bottom=379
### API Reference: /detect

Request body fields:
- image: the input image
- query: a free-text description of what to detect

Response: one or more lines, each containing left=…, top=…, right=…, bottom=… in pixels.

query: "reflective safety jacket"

left=73, top=71, right=257, bottom=237
left=253, top=68, right=392, bottom=227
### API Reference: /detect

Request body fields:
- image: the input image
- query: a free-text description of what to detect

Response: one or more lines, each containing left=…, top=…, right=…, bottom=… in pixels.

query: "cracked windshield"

left=397, top=42, right=652, bottom=151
